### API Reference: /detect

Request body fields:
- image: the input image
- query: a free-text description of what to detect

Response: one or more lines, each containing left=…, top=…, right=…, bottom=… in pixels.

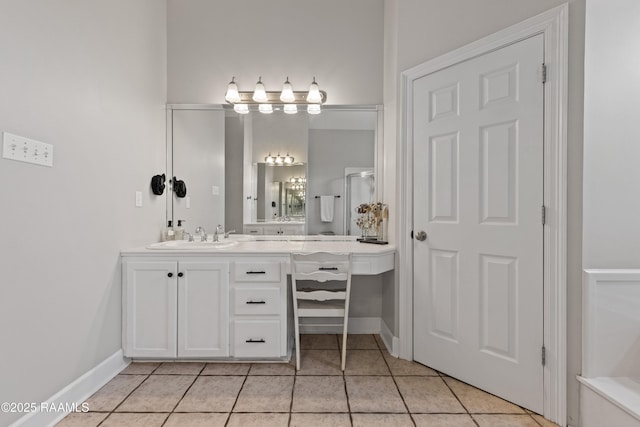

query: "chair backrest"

left=290, top=252, right=352, bottom=282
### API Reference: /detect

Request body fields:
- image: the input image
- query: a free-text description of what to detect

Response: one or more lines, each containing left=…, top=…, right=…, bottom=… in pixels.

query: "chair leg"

left=341, top=324, right=348, bottom=371
left=294, top=315, right=301, bottom=371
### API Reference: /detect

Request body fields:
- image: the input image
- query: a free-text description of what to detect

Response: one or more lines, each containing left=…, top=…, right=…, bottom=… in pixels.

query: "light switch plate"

left=212, top=185, right=220, bottom=196
left=186, top=196, right=191, bottom=209
left=135, top=191, right=143, bottom=207
left=2, top=132, right=53, bottom=167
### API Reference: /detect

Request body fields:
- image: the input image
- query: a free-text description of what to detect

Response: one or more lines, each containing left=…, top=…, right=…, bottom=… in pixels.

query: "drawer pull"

left=246, top=300, right=266, bottom=304
left=246, top=271, right=266, bottom=275
left=246, top=338, right=266, bottom=343
left=319, top=267, right=338, bottom=271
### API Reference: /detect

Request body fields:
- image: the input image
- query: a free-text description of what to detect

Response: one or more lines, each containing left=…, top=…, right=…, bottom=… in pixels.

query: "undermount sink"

left=147, top=240, right=238, bottom=250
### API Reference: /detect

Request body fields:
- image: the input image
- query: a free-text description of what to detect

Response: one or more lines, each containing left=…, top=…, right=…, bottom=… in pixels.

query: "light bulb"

left=265, top=153, right=275, bottom=164
left=274, top=154, right=284, bottom=165
left=283, top=104, right=297, bottom=114
left=306, top=77, right=322, bottom=103
left=284, top=153, right=294, bottom=164
left=258, top=104, right=273, bottom=114
left=252, top=77, right=268, bottom=102
left=225, top=76, right=241, bottom=103
left=280, top=77, right=295, bottom=102
left=307, top=104, right=321, bottom=115
left=233, top=104, right=249, bottom=114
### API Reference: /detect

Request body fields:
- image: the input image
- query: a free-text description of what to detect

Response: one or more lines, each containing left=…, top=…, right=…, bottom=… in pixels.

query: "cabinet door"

left=177, top=261, right=229, bottom=357
left=123, top=261, right=177, bottom=358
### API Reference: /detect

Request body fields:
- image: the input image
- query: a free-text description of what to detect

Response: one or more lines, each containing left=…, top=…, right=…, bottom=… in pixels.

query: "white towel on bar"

left=320, top=196, right=334, bottom=222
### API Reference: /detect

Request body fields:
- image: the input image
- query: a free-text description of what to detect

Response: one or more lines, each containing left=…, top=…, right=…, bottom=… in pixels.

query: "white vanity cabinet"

left=262, top=224, right=304, bottom=236
left=123, top=259, right=229, bottom=359
left=230, top=258, right=289, bottom=359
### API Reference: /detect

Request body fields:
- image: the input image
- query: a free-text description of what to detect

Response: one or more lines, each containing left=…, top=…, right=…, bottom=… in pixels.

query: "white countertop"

left=121, top=236, right=395, bottom=275
left=121, top=239, right=394, bottom=256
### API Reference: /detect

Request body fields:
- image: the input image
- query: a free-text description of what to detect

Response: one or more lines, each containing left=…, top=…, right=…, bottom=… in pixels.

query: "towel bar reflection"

left=314, top=195, right=340, bottom=198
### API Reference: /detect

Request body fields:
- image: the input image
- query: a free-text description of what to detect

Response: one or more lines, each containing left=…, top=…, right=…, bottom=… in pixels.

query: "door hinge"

left=542, top=345, right=547, bottom=366
left=541, top=63, right=547, bottom=83
left=541, top=205, right=546, bottom=225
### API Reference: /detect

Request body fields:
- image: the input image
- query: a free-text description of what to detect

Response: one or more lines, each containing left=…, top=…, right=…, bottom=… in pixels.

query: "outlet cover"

left=2, top=132, right=53, bottom=167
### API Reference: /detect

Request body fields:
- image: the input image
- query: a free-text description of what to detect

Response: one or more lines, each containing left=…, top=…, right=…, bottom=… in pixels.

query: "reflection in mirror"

left=170, top=108, right=225, bottom=233
left=168, top=105, right=380, bottom=236
left=306, top=110, right=377, bottom=235
left=345, top=169, right=375, bottom=236
left=256, top=163, right=306, bottom=221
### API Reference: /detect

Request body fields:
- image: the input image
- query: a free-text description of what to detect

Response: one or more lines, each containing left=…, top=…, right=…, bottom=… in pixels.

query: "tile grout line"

left=342, top=335, right=353, bottom=426
left=287, top=358, right=298, bottom=427
left=439, top=375, right=480, bottom=427
left=223, top=365, right=250, bottom=427
left=379, top=344, right=417, bottom=427
left=95, top=368, right=156, bottom=426
left=159, top=363, right=205, bottom=426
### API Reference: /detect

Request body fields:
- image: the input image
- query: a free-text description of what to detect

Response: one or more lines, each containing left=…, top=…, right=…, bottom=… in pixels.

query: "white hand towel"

left=320, top=196, right=335, bottom=222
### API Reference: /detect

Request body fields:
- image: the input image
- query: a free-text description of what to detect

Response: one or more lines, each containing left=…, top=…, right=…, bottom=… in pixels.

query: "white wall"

left=0, top=1, right=167, bottom=425
left=383, top=1, right=586, bottom=425
left=583, top=0, right=640, bottom=268
left=167, top=0, right=383, bottom=105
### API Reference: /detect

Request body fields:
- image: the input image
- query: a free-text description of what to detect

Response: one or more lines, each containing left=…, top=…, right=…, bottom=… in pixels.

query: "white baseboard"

left=299, top=317, right=382, bottom=334
left=11, top=350, right=129, bottom=427
left=298, top=316, right=400, bottom=356
left=380, top=319, right=399, bottom=356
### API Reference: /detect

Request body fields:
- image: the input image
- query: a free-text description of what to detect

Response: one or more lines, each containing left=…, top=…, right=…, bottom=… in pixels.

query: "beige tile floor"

left=56, top=334, right=559, bottom=427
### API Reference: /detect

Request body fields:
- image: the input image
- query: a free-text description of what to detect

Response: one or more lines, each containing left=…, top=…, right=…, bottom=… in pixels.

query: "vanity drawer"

left=243, top=226, right=263, bottom=235
left=233, top=262, right=281, bottom=282
left=233, top=320, right=280, bottom=358
left=233, top=287, right=280, bottom=315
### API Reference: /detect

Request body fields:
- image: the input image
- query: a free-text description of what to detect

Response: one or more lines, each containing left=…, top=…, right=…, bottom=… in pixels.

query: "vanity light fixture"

left=265, top=153, right=294, bottom=165
left=224, top=76, right=327, bottom=114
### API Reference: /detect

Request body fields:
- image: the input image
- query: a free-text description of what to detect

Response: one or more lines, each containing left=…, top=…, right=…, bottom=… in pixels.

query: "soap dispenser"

left=162, top=220, right=175, bottom=241
left=175, top=219, right=185, bottom=240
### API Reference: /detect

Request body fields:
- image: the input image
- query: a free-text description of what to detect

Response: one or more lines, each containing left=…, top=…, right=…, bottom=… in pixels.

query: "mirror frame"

left=165, top=104, right=383, bottom=234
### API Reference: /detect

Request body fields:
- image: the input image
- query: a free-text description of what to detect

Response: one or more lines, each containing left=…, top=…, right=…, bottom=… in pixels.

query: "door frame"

left=398, top=4, right=568, bottom=424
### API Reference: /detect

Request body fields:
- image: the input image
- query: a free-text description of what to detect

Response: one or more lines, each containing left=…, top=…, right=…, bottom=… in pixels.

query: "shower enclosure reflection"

left=345, top=169, right=375, bottom=236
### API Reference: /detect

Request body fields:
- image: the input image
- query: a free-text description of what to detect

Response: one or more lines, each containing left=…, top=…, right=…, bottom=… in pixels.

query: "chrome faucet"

left=194, top=226, right=207, bottom=242
left=224, top=229, right=236, bottom=239
left=213, top=224, right=224, bottom=242
left=184, top=232, right=194, bottom=242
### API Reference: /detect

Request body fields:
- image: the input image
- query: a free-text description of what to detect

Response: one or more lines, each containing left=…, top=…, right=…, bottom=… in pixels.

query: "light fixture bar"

left=227, top=91, right=327, bottom=105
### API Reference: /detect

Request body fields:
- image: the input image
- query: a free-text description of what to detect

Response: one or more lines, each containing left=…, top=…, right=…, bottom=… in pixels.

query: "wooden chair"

left=290, top=252, right=352, bottom=371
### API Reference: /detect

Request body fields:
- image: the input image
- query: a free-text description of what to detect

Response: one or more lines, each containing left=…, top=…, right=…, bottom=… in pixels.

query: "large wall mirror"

left=167, top=105, right=382, bottom=236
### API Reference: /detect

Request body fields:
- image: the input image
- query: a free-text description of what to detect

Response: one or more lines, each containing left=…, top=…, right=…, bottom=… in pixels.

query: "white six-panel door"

left=413, top=34, right=545, bottom=411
